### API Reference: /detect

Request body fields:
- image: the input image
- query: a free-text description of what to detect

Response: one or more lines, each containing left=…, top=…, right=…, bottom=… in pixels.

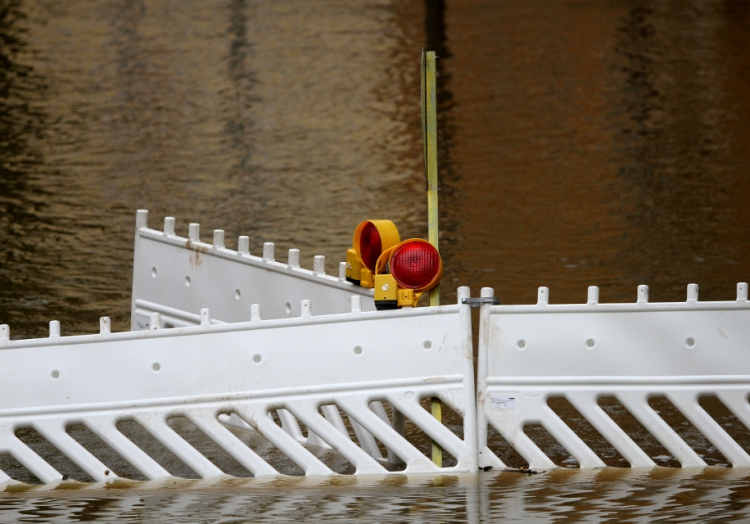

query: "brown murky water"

left=1, top=0, right=750, bottom=520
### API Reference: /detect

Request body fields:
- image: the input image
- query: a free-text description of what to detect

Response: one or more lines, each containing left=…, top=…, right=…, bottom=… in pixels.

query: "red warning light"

left=359, top=221, right=383, bottom=271
left=390, top=240, right=442, bottom=291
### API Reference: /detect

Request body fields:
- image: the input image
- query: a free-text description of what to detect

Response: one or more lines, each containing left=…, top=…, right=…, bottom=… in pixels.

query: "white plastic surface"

left=477, top=284, right=750, bottom=470
left=131, top=210, right=375, bottom=330
left=0, top=295, right=477, bottom=483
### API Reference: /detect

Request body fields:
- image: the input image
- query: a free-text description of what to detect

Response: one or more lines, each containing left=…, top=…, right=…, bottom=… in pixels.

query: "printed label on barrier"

left=490, top=395, right=516, bottom=410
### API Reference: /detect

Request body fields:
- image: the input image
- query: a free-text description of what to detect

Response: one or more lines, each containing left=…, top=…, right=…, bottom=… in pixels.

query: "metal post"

left=422, top=49, right=443, bottom=467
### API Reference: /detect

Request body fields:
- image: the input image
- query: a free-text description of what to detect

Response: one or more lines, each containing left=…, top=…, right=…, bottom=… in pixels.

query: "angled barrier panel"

left=131, top=210, right=375, bottom=330
left=477, top=283, right=750, bottom=470
left=0, top=290, right=477, bottom=484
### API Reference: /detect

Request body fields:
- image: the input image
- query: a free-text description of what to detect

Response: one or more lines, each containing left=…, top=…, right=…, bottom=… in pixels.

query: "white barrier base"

left=477, top=284, right=750, bottom=471
left=0, top=295, right=477, bottom=484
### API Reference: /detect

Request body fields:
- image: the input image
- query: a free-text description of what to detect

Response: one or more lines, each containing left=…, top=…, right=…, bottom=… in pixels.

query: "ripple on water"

left=2, top=470, right=750, bottom=522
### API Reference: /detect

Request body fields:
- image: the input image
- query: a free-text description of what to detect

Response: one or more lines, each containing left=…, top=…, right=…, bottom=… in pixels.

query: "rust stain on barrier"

left=185, top=239, right=209, bottom=269
left=477, top=390, right=485, bottom=406
left=244, top=413, right=259, bottom=432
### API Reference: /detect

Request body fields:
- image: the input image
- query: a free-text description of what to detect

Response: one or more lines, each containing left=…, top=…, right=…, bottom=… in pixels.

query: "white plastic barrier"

left=0, top=291, right=477, bottom=484
left=131, top=210, right=375, bottom=330
left=477, top=283, right=750, bottom=470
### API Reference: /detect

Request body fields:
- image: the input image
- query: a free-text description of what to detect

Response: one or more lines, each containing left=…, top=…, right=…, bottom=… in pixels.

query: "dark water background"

left=1, top=0, right=750, bottom=520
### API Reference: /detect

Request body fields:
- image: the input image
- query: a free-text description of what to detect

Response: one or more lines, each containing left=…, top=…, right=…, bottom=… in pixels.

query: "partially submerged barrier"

left=131, top=210, right=375, bottom=330
left=477, top=283, right=750, bottom=470
left=2, top=209, right=749, bottom=485
left=0, top=291, right=477, bottom=484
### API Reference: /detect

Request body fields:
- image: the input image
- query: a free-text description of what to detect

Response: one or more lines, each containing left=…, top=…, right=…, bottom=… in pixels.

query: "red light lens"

left=359, top=221, right=382, bottom=270
left=391, top=241, right=441, bottom=290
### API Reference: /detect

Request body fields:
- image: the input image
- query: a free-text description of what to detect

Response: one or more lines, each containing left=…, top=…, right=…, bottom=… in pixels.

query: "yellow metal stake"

left=422, top=49, right=443, bottom=467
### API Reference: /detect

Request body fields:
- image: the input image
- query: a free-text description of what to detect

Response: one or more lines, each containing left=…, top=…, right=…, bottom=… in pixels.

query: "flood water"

left=1, top=0, right=750, bottom=521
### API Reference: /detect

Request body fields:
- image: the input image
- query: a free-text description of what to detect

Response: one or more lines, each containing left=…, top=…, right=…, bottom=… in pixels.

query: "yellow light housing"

left=345, top=220, right=400, bottom=288
left=373, top=238, right=443, bottom=310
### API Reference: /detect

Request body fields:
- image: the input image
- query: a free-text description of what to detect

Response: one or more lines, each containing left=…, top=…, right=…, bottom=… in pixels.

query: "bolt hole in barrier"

left=477, top=284, right=750, bottom=471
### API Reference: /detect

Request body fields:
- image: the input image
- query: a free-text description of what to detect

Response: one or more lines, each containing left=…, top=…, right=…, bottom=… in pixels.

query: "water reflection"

left=0, top=0, right=49, bottom=337
left=224, top=0, right=255, bottom=174
left=2, top=469, right=750, bottom=522
left=613, top=3, right=739, bottom=302
left=424, top=0, right=461, bottom=304
left=444, top=0, right=750, bottom=306
left=0, top=0, right=428, bottom=338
